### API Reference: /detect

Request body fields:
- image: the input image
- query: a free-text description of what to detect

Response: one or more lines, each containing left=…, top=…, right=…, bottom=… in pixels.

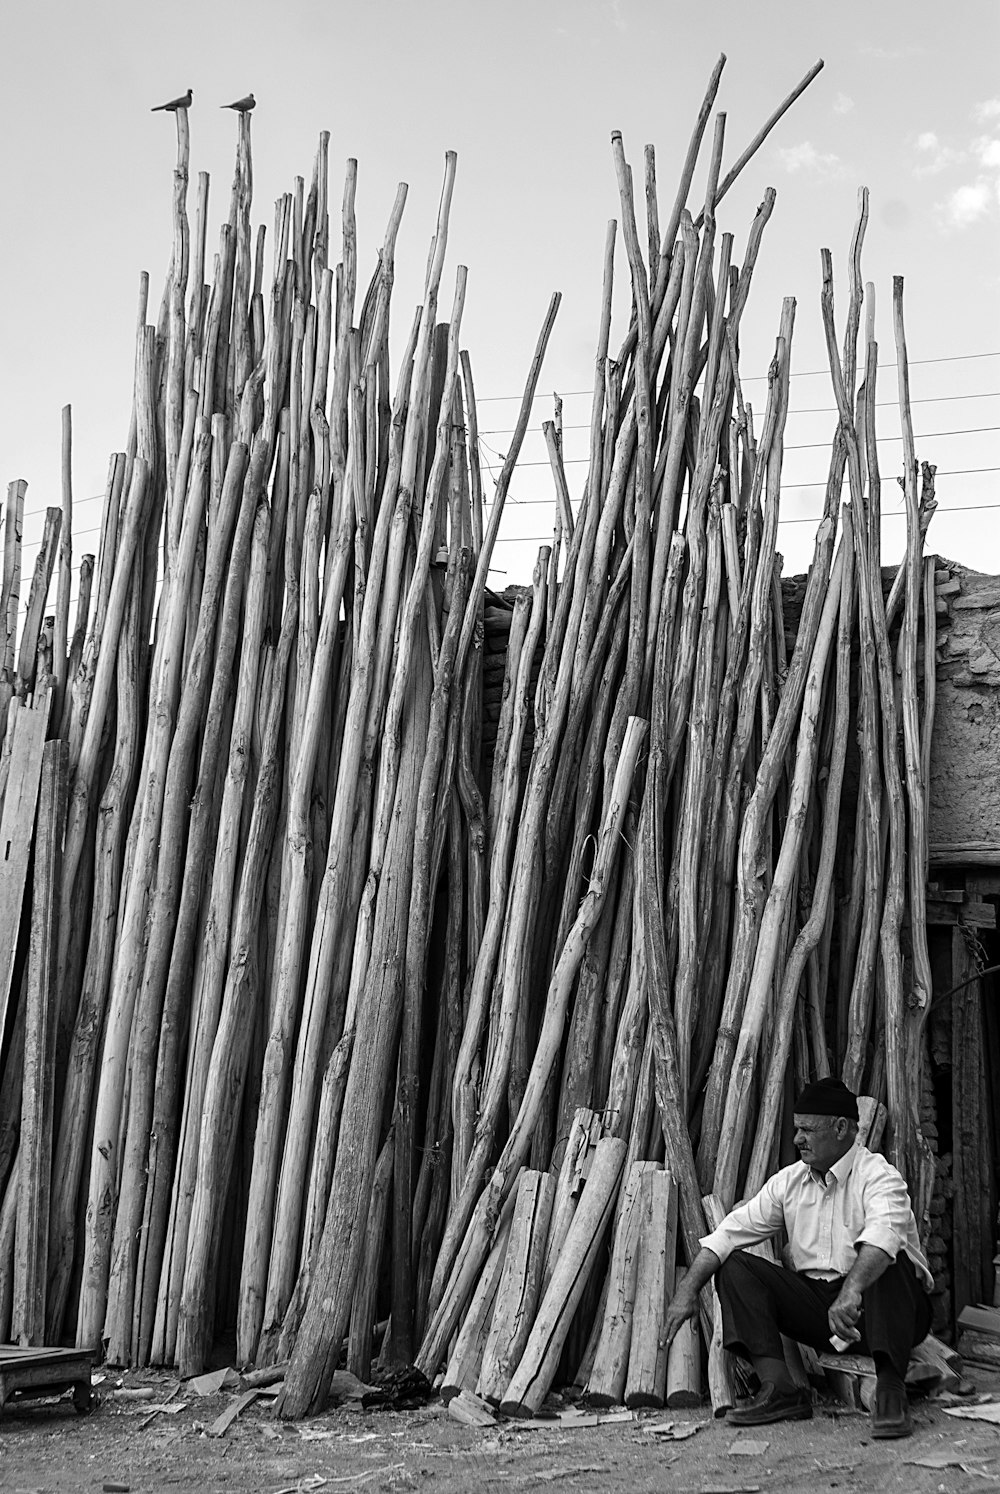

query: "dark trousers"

left=716, top=1249, right=932, bottom=1380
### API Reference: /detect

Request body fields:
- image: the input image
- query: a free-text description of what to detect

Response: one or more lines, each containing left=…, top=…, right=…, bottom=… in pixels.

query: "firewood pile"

left=0, top=56, right=941, bottom=1420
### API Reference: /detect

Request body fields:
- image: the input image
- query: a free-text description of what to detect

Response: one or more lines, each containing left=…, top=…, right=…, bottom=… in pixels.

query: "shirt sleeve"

left=699, top=1174, right=788, bottom=1265
left=854, top=1160, right=913, bottom=1260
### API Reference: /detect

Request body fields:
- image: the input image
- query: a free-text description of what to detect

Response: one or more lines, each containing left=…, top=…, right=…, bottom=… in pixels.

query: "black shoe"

left=727, top=1381, right=813, bottom=1426
left=871, top=1382, right=913, bottom=1439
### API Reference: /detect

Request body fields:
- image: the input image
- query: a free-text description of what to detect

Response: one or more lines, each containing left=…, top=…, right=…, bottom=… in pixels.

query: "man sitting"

left=664, top=1077, right=932, bottom=1439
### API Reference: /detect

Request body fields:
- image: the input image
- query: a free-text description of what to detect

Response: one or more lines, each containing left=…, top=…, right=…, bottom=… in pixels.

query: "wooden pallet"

left=0, top=1345, right=96, bottom=1415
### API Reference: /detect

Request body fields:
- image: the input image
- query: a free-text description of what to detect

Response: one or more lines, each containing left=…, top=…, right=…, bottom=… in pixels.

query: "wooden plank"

left=624, top=1168, right=677, bottom=1408
left=957, top=1330, right=1000, bottom=1368
left=926, top=899, right=996, bottom=928
left=930, top=843, right=1000, bottom=868
left=951, top=925, right=997, bottom=1319
left=12, top=741, right=67, bottom=1345
left=206, top=1387, right=260, bottom=1436
left=584, top=1160, right=657, bottom=1406
left=967, top=875, right=1000, bottom=897
left=0, top=702, right=49, bottom=1051
left=958, top=1304, right=1000, bottom=1338
left=0, top=1344, right=93, bottom=1366
left=477, top=1169, right=554, bottom=1405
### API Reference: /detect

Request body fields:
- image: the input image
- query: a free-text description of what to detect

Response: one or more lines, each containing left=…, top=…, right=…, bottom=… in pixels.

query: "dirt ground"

left=4, top=1367, right=1000, bottom=1494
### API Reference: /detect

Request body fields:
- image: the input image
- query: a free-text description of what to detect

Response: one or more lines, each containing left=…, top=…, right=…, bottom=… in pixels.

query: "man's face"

left=792, top=1113, right=851, bottom=1172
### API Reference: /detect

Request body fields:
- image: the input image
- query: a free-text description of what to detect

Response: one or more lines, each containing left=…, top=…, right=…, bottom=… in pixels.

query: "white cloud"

left=775, top=141, right=843, bottom=176
left=913, top=131, right=966, bottom=174
left=913, top=101, right=1000, bottom=230
left=833, top=93, right=855, bottom=116
left=976, top=137, right=1000, bottom=169
left=945, top=182, right=993, bottom=227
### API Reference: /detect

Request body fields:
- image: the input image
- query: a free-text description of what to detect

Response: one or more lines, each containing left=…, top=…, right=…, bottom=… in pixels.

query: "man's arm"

left=828, top=1158, right=921, bottom=1343
left=828, top=1242, right=893, bottom=1343
left=663, top=1247, right=721, bottom=1346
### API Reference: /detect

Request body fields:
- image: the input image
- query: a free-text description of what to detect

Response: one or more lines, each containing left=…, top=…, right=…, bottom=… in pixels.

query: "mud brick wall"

left=930, top=562, right=1000, bottom=862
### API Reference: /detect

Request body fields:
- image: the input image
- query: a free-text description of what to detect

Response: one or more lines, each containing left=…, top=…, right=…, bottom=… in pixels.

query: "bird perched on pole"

left=221, top=94, right=256, bottom=112
left=151, top=89, right=193, bottom=112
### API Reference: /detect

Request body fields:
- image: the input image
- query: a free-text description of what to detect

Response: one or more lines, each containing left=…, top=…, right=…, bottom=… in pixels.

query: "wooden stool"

left=0, top=1345, right=96, bottom=1416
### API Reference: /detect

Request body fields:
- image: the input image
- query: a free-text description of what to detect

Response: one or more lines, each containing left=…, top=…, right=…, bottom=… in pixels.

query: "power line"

left=777, top=502, right=1000, bottom=527
left=478, top=391, right=1000, bottom=435
left=476, top=437, right=1000, bottom=472
left=474, top=351, right=1000, bottom=403
left=481, top=466, right=1000, bottom=509
left=490, top=498, right=1000, bottom=542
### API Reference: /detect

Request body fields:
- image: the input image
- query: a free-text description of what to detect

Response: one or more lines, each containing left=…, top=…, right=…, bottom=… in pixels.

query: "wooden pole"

left=624, top=1168, right=677, bottom=1408
left=477, top=1169, right=554, bottom=1403
left=0, top=701, right=49, bottom=1054
left=12, top=741, right=67, bottom=1344
left=52, top=406, right=73, bottom=724
left=585, top=1159, right=657, bottom=1406
left=665, top=1269, right=701, bottom=1406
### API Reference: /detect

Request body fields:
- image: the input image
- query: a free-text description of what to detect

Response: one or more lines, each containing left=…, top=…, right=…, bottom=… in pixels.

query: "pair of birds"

left=152, top=90, right=255, bottom=113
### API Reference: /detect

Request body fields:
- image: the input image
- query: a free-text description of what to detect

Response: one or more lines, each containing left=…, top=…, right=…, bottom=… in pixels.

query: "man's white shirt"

left=699, top=1141, right=933, bottom=1288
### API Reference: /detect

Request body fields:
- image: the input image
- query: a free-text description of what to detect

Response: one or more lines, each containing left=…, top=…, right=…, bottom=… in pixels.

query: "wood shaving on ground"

left=644, top=1420, right=701, bottom=1439
left=728, top=1437, right=769, bottom=1456
left=186, top=1367, right=240, bottom=1396
left=207, top=1388, right=260, bottom=1436
left=513, top=1408, right=637, bottom=1430
left=906, top=1452, right=996, bottom=1471
left=477, top=1466, right=608, bottom=1486
left=945, top=1403, right=1000, bottom=1424
left=321, top=1465, right=405, bottom=1485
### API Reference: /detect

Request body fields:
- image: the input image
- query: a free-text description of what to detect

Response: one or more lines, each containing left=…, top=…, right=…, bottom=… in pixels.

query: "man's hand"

left=827, top=1282, right=863, bottom=1345
left=663, top=1246, right=722, bottom=1347
left=663, top=1283, right=700, bottom=1348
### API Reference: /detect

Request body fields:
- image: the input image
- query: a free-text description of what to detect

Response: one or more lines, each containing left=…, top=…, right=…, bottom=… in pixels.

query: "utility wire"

left=475, top=427, right=998, bottom=460
left=479, top=391, right=1000, bottom=434
left=474, top=350, right=1000, bottom=402
left=475, top=439, right=1000, bottom=473
left=491, top=499, right=1000, bottom=542
left=479, top=467, right=1000, bottom=508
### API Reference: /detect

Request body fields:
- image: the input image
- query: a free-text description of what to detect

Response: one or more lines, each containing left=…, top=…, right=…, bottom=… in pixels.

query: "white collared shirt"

left=699, top=1141, right=933, bottom=1289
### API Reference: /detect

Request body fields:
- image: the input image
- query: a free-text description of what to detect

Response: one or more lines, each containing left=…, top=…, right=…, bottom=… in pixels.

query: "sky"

left=2, top=0, right=998, bottom=596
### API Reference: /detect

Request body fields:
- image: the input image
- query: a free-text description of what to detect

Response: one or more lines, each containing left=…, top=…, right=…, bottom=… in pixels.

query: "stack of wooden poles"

left=0, top=53, right=940, bottom=1422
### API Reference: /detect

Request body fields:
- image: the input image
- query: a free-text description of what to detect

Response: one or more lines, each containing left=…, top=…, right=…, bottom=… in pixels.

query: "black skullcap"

left=793, top=1077, right=859, bottom=1122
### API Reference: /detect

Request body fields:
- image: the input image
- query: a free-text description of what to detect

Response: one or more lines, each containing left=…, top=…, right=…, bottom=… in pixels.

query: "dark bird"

left=221, top=94, right=256, bottom=113
left=151, top=89, right=192, bottom=113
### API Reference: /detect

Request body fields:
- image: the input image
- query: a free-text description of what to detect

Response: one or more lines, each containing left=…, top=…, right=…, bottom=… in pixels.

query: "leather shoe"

left=728, top=1381, right=813, bottom=1426
left=871, top=1381, right=913, bottom=1439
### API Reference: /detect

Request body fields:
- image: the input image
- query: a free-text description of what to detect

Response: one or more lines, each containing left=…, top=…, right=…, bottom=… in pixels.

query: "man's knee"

left=717, top=1251, right=769, bottom=1305
left=718, top=1251, right=762, bottom=1284
left=717, top=1248, right=756, bottom=1284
